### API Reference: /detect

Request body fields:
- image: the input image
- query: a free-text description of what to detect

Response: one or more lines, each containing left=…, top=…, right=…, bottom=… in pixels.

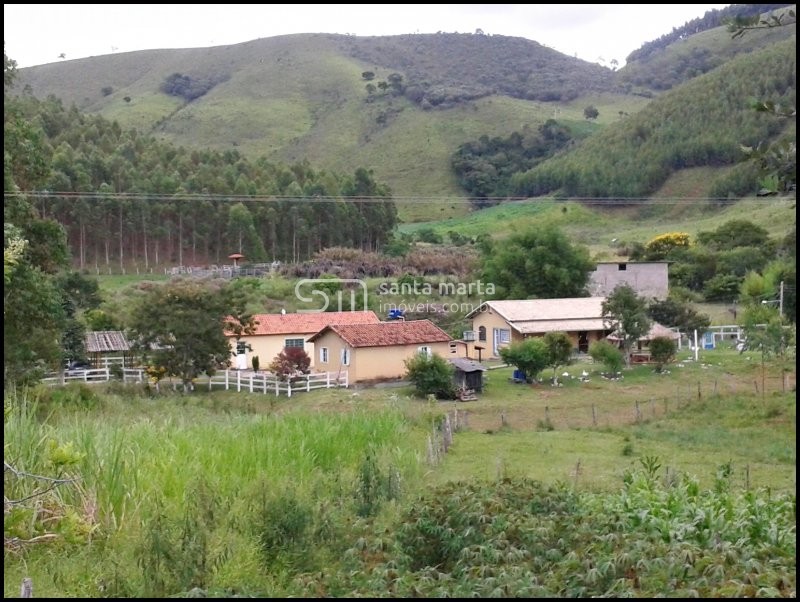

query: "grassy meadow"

left=4, top=343, right=795, bottom=596
left=398, top=194, right=796, bottom=262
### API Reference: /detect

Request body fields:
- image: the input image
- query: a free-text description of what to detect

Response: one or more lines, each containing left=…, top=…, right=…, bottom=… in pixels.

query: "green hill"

left=512, top=39, right=796, bottom=200
left=13, top=33, right=642, bottom=220
left=619, top=4, right=796, bottom=91
left=12, top=17, right=796, bottom=221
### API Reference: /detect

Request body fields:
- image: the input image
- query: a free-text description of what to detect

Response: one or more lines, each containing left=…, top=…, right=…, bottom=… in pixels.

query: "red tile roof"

left=308, top=320, right=452, bottom=348
left=228, top=311, right=380, bottom=336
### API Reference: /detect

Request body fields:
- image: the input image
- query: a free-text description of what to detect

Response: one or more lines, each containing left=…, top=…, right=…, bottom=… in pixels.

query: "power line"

left=4, top=190, right=796, bottom=205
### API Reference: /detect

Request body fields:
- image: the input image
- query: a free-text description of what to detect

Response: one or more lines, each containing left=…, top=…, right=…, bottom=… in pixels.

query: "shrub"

left=589, top=340, right=624, bottom=375
left=643, top=232, right=690, bottom=260
left=256, top=490, right=312, bottom=567
left=500, top=338, right=549, bottom=382
left=649, top=336, right=677, bottom=373
left=269, top=347, right=311, bottom=381
left=404, top=352, right=455, bottom=399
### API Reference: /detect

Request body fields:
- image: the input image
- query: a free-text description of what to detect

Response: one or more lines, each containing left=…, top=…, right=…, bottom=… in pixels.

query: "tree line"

left=6, top=87, right=397, bottom=269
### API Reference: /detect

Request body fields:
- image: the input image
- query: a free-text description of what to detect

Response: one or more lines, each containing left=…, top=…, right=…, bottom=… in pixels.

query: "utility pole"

left=779, top=280, right=784, bottom=317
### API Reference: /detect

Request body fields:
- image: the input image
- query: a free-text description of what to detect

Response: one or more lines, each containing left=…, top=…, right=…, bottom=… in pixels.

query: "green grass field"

left=399, top=195, right=796, bottom=259
left=4, top=344, right=795, bottom=597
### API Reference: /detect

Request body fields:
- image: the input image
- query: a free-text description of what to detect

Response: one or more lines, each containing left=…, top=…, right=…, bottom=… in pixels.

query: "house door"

left=493, top=328, right=510, bottom=356
left=235, top=340, right=248, bottom=370
left=578, top=331, right=589, bottom=354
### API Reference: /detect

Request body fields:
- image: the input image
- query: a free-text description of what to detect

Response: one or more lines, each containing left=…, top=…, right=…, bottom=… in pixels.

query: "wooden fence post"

left=443, top=413, right=453, bottom=451
left=635, top=400, right=641, bottom=423
left=591, top=403, right=597, bottom=427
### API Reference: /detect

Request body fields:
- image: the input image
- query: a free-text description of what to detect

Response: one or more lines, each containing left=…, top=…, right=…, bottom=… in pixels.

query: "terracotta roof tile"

left=228, top=311, right=380, bottom=336
left=309, top=320, right=452, bottom=347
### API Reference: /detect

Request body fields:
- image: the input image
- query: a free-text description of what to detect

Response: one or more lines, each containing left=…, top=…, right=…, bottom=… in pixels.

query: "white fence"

left=40, top=368, right=347, bottom=397
left=206, top=370, right=348, bottom=397
left=41, top=368, right=145, bottom=385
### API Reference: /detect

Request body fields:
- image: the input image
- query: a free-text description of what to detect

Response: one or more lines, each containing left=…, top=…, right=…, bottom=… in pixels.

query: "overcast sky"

left=5, top=4, right=730, bottom=69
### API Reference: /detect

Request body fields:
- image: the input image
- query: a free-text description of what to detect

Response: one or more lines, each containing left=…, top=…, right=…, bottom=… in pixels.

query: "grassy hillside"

left=513, top=38, right=796, bottom=199
left=13, top=20, right=795, bottom=221
left=13, top=34, right=644, bottom=221
left=400, top=196, right=797, bottom=259
left=619, top=4, right=797, bottom=91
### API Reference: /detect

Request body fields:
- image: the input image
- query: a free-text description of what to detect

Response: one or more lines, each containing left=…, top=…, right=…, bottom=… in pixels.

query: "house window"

left=449, top=342, right=458, bottom=354
left=341, top=348, right=350, bottom=366
left=285, top=338, right=304, bottom=348
left=418, top=345, right=432, bottom=358
left=618, top=263, right=627, bottom=271
left=478, top=326, right=487, bottom=341
left=320, top=347, right=329, bottom=363
left=236, top=341, right=247, bottom=355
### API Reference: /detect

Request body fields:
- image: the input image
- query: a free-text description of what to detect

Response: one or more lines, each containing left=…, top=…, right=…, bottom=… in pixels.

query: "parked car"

left=65, top=360, right=92, bottom=375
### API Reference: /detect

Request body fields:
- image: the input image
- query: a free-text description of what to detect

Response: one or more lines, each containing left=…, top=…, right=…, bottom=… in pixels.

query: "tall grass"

left=3, top=391, right=424, bottom=597
left=29, top=400, right=419, bottom=528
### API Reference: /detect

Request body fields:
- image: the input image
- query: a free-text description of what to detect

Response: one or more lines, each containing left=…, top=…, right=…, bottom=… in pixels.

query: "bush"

left=649, top=336, right=676, bottom=373
left=404, top=352, right=455, bottom=399
left=415, top=227, right=443, bottom=244
left=500, top=338, right=549, bottom=382
left=589, top=340, right=623, bottom=375
left=269, top=347, right=311, bottom=381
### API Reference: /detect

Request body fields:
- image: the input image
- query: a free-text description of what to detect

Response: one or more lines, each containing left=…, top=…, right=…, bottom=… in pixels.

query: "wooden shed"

left=85, top=331, right=132, bottom=368
left=448, top=357, right=487, bottom=393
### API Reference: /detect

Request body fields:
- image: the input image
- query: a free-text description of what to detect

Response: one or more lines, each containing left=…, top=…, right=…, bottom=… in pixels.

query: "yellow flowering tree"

left=644, top=232, right=690, bottom=260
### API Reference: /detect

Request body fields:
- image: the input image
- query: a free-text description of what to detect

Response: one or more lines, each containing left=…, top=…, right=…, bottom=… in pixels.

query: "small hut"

left=85, top=331, right=132, bottom=368
left=448, top=357, right=487, bottom=393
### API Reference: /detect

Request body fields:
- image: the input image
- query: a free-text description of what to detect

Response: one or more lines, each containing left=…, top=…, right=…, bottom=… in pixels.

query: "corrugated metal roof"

left=308, top=320, right=452, bottom=347
left=448, top=358, right=487, bottom=372
left=85, top=331, right=130, bottom=353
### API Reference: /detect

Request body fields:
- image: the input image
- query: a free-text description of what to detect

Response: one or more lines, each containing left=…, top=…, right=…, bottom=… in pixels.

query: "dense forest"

left=510, top=40, right=796, bottom=199
left=5, top=91, right=398, bottom=268
left=450, top=120, right=575, bottom=203
left=342, top=32, right=617, bottom=108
